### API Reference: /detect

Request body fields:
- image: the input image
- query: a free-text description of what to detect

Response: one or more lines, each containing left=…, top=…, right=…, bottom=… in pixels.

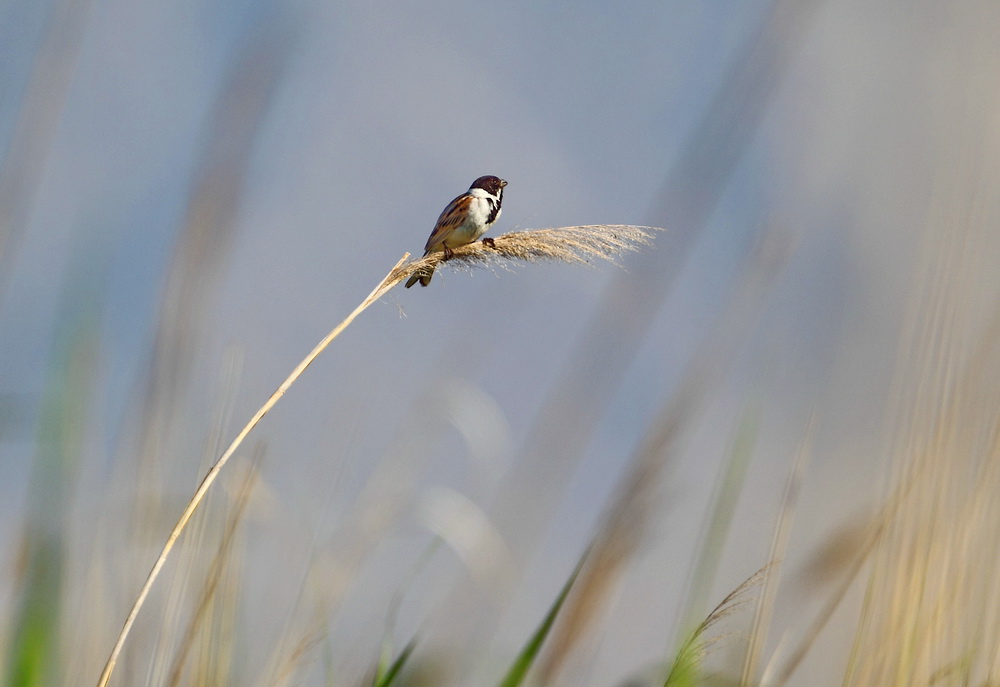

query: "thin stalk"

left=96, top=254, right=409, bottom=687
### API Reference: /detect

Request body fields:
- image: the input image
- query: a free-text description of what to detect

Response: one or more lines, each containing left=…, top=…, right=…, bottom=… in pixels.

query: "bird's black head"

left=470, top=175, right=507, bottom=197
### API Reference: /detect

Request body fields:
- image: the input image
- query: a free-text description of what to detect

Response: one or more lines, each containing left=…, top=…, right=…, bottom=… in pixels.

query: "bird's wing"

left=423, top=193, right=472, bottom=253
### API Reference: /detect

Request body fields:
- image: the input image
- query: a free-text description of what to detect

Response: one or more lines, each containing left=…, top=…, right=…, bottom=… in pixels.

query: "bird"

left=405, top=175, right=507, bottom=288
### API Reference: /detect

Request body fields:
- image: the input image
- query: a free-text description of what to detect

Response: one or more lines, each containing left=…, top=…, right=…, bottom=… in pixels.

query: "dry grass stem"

left=97, top=224, right=661, bottom=687
left=96, top=254, right=409, bottom=687
left=740, top=419, right=811, bottom=686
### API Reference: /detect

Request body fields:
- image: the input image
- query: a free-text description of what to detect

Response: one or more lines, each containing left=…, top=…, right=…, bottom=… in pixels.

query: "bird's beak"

left=500, top=180, right=508, bottom=187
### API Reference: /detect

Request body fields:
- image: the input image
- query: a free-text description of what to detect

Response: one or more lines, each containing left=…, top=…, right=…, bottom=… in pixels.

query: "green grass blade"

left=662, top=647, right=700, bottom=687
left=495, top=555, right=586, bottom=687
left=371, top=640, right=416, bottom=687
left=5, top=310, right=98, bottom=687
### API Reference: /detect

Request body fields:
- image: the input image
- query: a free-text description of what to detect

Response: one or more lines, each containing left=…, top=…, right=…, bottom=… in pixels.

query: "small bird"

left=405, top=175, right=507, bottom=288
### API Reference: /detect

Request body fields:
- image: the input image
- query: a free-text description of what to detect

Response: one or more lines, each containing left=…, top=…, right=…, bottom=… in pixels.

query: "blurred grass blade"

left=5, top=306, right=98, bottom=687
left=371, top=640, right=416, bottom=687
left=5, top=539, right=62, bottom=687
left=496, top=554, right=586, bottom=687
left=678, top=407, right=757, bottom=634
left=741, top=418, right=811, bottom=686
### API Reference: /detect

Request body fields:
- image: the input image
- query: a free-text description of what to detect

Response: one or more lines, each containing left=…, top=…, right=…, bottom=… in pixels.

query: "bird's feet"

left=443, top=246, right=454, bottom=260
left=482, top=237, right=496, bottom=249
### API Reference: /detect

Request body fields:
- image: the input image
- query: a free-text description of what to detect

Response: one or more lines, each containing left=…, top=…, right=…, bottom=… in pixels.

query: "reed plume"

left=393, top=224, right=659, bottom=286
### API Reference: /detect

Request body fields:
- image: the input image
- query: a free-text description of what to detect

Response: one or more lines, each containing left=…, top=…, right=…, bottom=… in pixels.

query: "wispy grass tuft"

left=664, top=565, right=772, bottom=687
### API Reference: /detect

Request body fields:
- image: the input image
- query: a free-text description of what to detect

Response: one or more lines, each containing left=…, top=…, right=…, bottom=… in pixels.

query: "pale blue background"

left=2, top=1, right=999, bottom=684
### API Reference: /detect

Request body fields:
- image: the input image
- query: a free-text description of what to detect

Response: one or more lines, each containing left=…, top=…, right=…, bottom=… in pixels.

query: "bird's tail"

left=405, top=266, right=434, bottom=288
